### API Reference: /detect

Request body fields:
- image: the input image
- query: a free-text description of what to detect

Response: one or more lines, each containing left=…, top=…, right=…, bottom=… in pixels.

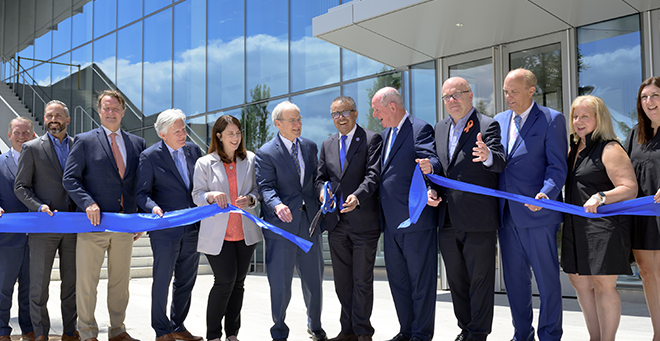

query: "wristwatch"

left=594, top=191, right=606, bottom=205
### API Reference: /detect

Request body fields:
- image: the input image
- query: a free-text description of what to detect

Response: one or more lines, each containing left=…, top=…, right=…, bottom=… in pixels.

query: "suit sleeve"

left=13, top=143, right=43, bottom=211
left=314, top=141, right=329, bottom=201
left=483, top=120, right=507, bottom=173
left=255, top=149, right=283, bottom=213
left=416, top=123, right=442, bottom=176
left=540, top=113, right=568, bottom=200
left=62, top=136, right=96, bottom=210
left=135, top=151, right=158, bottom=213
left=192, top=158, right=211, bottom=207
left=352, top=133, right=382, bottom=203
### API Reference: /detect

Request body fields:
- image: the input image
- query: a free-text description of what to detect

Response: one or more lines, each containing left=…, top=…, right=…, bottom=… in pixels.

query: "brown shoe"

left=21, top=332, right=36, bottom=341
left=62, top=331, right=81, bottom=341
left=328, top=334, right=357, bottom=341
left=34, top=336, right=48, bottom=341
left=0, top=335, right=11, bottom=341
left=109, top=332, right=139, bottom=341
left=156, top=335, right=175, bottom=341
left=83, top=338, right=98, bottom=341
left=357, top=336, right=372, bottom=341
left=170, top=331, right=202, bottom=341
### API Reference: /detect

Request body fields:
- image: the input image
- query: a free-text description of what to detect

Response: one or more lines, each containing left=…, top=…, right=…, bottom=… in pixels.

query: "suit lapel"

left=184, top=145, right=195, bottom=187
left=4, top=153, right=17, bottom=178
left=121, top=130, right=135, bottom=178
left=436, top=118, right=451, bottom=171
left=159, top=141, right=188, bottom=189
left=236, top=154, right=247, bottom=194
left=276, top=135, right=301, bottom=186
left=210, top=153, right=229, bottom=194
left=342, top=126, right=364, bottom=179
left=451, top=112, right=479, bottom=167
left=96, top=128, right=120, bottom=177
left=510, top=103, right=540, bottom=156
left=383, top=117, right=411, bottom=169
left=40, top=134, right=63, bottom=177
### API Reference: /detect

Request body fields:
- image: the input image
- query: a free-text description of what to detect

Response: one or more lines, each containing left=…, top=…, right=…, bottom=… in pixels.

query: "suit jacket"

left=192, top=151, right=263, bottom=255
left=136, top=141, right=202, bottom=240
left=379, top=115, right=441, bottom=233
left=434, top=110, right=506, bottom=231
left=14, top=134, right=75, bottom=213
left=63, top=127, right=146, bottom=214
left=0, top=152, right=28, bottom=246
left=494, top=102, right=568, bottom=228
left=256, top=135, right=319, bottom=232
left=315, top=124, right=382, bottom=233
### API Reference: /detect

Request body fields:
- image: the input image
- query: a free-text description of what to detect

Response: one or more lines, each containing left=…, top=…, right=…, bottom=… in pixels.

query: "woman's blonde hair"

left=569, top=95, right=619, bottom=144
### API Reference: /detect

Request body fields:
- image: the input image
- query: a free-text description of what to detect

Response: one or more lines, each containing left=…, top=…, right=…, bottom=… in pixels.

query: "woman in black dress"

left=562, top=95, right=638, bottom=341
left=627, top=76, right=660, bottom=341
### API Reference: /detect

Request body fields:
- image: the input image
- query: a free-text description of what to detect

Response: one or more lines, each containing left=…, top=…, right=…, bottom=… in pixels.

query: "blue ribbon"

left=397, top=165, right=428, bottom=229
left=0, top=205, right=313, bottom=253
left=401, top=167, right=660, bottom=223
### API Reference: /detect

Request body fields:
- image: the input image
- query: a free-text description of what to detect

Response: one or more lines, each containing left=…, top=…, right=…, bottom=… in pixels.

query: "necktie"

left=385, top=127, right=398, bottom=162
left=509, top=115, right=522, bottom=153
left=109, top=133, right=125, bottom=178
left=290, top=139, right=301, bottom=177
left=340, top=135, right=348, bottom=171
left=173, top=150, right=190, bottom=188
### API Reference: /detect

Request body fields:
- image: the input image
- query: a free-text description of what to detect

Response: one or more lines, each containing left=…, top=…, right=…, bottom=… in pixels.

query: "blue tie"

left=509, top=115, right=522, bottom=153
left=291, top=139, right=301, bottom=177
left=385, top=127, right=398, bottom=162
left=340, top=135, right=348, bottom=171
left=173, top=150, right=190, bottom=188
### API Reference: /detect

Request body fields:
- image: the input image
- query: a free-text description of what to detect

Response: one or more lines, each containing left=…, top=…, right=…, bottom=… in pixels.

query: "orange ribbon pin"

left=463, top=120, right=474, bottom=133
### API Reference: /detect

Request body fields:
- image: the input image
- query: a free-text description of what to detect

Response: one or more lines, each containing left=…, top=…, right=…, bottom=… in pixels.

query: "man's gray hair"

left=8, top=117, right=34, bottom=134
left=154, top=109, right=186, bottom=135
left=45, top=100, right=70, bottom=117
left=378, top=87, right=404, bottom=108
left=331, top=96, right=357, bottom=111
left=271, top=101, right=300, bottom=124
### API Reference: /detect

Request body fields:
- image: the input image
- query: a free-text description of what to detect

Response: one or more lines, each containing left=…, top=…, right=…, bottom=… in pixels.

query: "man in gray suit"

left=14, top=100, right=79, bottom=341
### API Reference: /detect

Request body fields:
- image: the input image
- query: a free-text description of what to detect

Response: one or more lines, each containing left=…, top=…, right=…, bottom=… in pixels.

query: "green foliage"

left=241, top=84, right=274, bottom=152
left=474, top=100, right=491, bottom=117
left=365, top=69, right=401, bottom=133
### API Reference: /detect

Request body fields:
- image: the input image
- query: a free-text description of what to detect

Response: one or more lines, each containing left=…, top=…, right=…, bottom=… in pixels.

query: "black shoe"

left=328, top=333, right=358, bottom=341
left=272, top=339, right=287, bottom=341
left=307, top=328, right=327, bottom=341
left=385, top=334, right=409, bottom=341
left=408, top=337, right=424, bottom=341
left=455, top=332, right=468, bottom=341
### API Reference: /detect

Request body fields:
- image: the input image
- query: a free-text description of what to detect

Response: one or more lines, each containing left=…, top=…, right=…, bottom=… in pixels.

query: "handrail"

left=1, top=56, right=50, bottom=123
left=73, top=105, right=100, bottom=134
left=90, top=64, right=143, bottom=123
left=185, top=124, right=209, bottom=151
left=17, top=57, right=81, bottom=90
left=0, top=91, right=21, bottom=118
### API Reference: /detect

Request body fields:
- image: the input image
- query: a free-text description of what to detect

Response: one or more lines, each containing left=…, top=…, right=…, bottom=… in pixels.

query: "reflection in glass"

left=174, top=0, right=206, bottom=116
left=145, top=0, right=172, bottom=16
left=207, top=0, right=244, bottom=111
left=52, top=3, right=72, bottom=58
left=34, top=31, right=52, bottom=62
left=118, top=0, right=143, bottom=28
left=117, top=22, right=143, bottom=111
left=185, top=115, right=207, bottom=150
left=578, top=14, right=642, bottom=141
left=342, top=50, right=391, bottom=81
left=94, top=0, right=117, bottom=39
left=52, top=52, right=73, bottom=110
left=71, top=1, right=92, bottom=49
left=71, top=43, right=94, bottom=135
left=410, top=61, right=436, bottom=124
left=343, top=71, right=402, bottom=134
left=144, top=8, right=172, bottom=116
left=242, top=84, right=274, bottom=152
left=449, top=58, right=494, bottom=117
left=510, top=43, right=562, bottom=113
left=246, top=0, right=288, bottom=97
left=290, top=0, right=340, bottom=92
left=93, top=32, right=116, bottom=84
left=292, top=87, right=340, bottom=148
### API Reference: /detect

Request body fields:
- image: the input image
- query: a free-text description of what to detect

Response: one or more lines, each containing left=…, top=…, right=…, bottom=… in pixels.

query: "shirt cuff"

left=482, top=147, right=493, bottom=167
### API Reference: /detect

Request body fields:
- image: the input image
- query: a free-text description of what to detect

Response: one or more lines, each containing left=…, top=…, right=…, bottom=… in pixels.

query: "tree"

left=241, top=84, right=274, bottom=152
left=365, top=69, right=401, bottom=133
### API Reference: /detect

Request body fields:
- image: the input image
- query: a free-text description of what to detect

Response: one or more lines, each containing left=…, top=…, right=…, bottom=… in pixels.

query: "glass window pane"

left=291, top=87, right=341, bottom=148
left=410, top=60, right=437, bottom=124
left=94, top=0, right=117, bottom=38
left=290, top=0, right=340, bottom=92
left=52, top=52, right=73, bottom=109
left=242, top=98, right=287, bottom=152
left=185, top=115, right=207, bottom=150
left=342, top=49, right=391, bottom=81
left=246, top=0, right=288, bottom=98
left=343, top=72, right=402, bottom=134
left=145, top=0, right=171, bottom=16
left=207, top=108, right=242, bottom=147
left=510, top=43, right=563, bottom=113
left=117, top=21, right=143, bottom=113
left=449, top=58, right=494, bottom=117
left=52, top=3, right=72, bottom=58
left=578, top=14, right=642, bottom=141
left=173, top=0, right=206, bottom=116
left=71, top=1, right=92, bottom=49
left=34, top=31, right=52, bottom=62
left=71, top=43, right=94, bottom=135
left=118, top=0, right=143, bottom=28
left=144, top=8, right=172, bottom=116
left=207, top=0, right=245, bottom=110
left=93, top=32, right=116, bottom=85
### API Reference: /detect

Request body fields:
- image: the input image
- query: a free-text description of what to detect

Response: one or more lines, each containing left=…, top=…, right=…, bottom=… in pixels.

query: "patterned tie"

left=385, top=127, right=398, bottom=163
left=173, top=150, right=190, bottom=188
left=290, top=139, right=301, bottom=177
left=109, top=133, right=125, bottom=178
left=509, top=115, right=522, bottom=154
left=340, top=135, right=348, bottom=171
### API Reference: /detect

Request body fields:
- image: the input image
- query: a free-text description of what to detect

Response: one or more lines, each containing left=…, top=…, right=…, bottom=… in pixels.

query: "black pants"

left=205, top=240, right=257, bottom=340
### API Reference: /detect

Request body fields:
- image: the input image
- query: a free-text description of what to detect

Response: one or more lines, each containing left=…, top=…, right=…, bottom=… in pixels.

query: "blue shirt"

left=47, top=133, right=70, bottom=171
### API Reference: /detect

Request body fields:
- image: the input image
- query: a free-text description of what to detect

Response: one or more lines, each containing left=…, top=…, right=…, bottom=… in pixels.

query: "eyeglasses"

left=331, top=110, right=353, bottom=119
left=278, top=118, right=303, bottom=124
left=441, top=90, right=471, bottom=103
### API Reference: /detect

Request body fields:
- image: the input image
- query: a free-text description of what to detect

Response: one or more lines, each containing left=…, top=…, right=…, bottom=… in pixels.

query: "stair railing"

left=73, top=105, right=100, bottom=135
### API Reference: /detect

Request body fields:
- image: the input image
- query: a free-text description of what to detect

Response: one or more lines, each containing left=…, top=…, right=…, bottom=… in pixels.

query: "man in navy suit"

left=372, top=87, right=440, bottom=341
left=315, top=96, right=382, bottom=341
left=14, top=100, right=78, bottom=341
left=493, top=69, right=567, bottom=341
left=136, top=109, right=202, bottom=341
left=63, top=90, right=146, bottom=341
left=420, top=77, right=506, bottom=341
left=256, top=101, right=325, bottom=341
left=0, top=117, right=35, bottom=341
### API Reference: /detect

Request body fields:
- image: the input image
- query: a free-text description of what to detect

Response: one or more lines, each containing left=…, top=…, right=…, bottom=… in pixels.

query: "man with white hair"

left=136, top=109, right=203, bottom=341
left=256, top=101, right=326, bottom=341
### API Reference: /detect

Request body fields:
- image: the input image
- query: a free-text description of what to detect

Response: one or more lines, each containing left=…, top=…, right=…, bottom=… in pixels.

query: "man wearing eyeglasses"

left=14, top=100, right=78, bottom=341
left=419, top=77, right=506, bottom=341
left=255, top=101, right=326, bottom=341
left=315, top=96, right=382, bottom=341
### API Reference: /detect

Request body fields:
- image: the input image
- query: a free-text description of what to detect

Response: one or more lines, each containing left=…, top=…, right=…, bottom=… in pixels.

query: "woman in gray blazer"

left=192, top=115, right=263, bottom=341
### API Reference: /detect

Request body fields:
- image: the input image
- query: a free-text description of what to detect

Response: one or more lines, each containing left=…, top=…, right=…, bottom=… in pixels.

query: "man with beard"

left=15, top=100, right=79, bottom=341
